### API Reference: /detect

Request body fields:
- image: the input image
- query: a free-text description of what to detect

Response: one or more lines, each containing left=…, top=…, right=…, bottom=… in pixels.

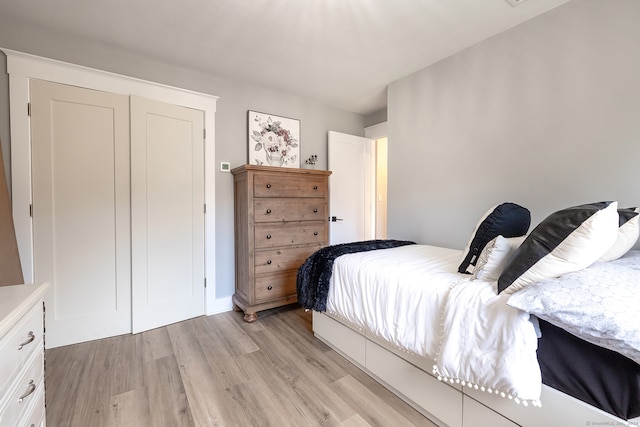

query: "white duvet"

left=325, top=244, right=542, bottom=404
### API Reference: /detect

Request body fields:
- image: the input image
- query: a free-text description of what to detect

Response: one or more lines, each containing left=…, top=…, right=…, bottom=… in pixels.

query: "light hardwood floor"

left=45, top=305, right=438, bottom=427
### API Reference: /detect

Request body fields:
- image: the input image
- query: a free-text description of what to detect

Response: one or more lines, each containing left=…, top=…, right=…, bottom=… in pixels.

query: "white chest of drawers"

left=0, top=282, right=50, bottom=427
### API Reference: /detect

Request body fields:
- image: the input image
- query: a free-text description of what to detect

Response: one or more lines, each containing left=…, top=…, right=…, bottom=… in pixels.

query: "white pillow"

left=599, top=207, right=639, bottom=262
left=498, top=201, right=619, bottom=294
left=471, top=235, right=525, bottom=282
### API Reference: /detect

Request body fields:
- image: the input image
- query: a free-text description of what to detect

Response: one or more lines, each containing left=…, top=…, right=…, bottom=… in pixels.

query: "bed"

left=298, top=201, right=640, bottom=427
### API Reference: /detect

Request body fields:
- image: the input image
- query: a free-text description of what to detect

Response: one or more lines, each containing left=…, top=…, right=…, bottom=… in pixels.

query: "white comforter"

left=325, top=244, right=542, bottom=404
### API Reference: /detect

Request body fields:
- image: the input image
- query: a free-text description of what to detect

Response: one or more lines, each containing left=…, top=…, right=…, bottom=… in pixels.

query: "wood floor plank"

left=108, top=388, right=151, bottom=427
left=45, top=340, right=92, bottom=425
left=324, top=349, right=436, bottom=426
left=224, top=352, right=307, bottom=426
left=45, top=306, right=440, bottom=427
left=141, top=324, right=175, bottom=361
left=333, top=375, right=437, bottom=427
left=338, top=413, right=377, bottom=427
left=70, top=340, right=119, bottom=426
left=144, top=354, right=195, bottom=427
left=167, top=322, right=228, bottom=426
left=201, top=311, right=260, bottom=357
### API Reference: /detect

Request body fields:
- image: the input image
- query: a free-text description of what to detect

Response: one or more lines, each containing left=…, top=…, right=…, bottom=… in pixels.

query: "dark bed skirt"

left=537, top=318, right=640, bottom=420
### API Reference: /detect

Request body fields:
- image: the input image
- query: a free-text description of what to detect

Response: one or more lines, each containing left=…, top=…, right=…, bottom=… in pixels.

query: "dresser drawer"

left=17, top=380, right=45, bottom=427
left=254, top=198, right=327, bottom=222
left=254, top=272, right=297, bottom=302
left=0, top=303, right=43, bottom=400
left=255, top=222, right=327, bottom=249
left=0, top=350, right=44, bottom=427
left=255, top=245, right=321, bottom=275
left=254, top=174, right=327, bottom=198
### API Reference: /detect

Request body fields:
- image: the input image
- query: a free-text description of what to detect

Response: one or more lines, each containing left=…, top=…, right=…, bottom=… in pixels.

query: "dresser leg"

left=243, top=312, right=258, bottom=323
left=232, top=303, right=242, bottom=312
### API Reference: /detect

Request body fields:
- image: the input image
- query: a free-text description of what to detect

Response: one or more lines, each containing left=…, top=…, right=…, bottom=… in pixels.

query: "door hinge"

left=29, top=204, right=33, bottom=217
left=204, top=204, right=207, bottom=214
left=204, top=278, right=207, bottom=288
left=27, top=103, right=31, bottom=117
left=203, top=128, right=206, bottom=139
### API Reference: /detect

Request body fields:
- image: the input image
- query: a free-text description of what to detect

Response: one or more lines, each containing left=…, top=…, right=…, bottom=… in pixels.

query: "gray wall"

left=364, top=108, right=387, bottom=128
left=387, top=0, right=640, bottom=250
left=0, top=18, right=365, bottom=299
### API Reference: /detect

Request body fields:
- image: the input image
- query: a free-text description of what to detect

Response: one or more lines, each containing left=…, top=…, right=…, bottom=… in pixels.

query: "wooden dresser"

left=232, top=165, right=331, bottom=322
left=0, top=282, right=50, bottom=427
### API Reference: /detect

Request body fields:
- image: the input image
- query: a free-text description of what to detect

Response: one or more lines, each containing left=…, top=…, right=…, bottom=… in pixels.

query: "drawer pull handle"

left=18, top=331, right=35, bottom=350
left=313, top=185, right=318, bottom=190
left=266, top=209, right=272, bottom=214
left=313, top=208, right=318, bottom=213
left=266, top=183, right=272, bottom=189
left=266, top=260, right=272, bottom=265
left=18, top=380, right=36, bottom=403
left=266, top=234, right=272, bottom=239
left=314, top=231, right=319, bottom=236
left=267, top=286, right=273, bottom=291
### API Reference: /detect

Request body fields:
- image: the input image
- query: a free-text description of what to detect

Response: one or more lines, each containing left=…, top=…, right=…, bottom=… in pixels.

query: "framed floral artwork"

left=248, top=111, right=300, bottom=168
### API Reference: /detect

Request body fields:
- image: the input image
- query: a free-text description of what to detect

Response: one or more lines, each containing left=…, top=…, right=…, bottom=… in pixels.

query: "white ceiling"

left=0, top=0, right=571, bottom=115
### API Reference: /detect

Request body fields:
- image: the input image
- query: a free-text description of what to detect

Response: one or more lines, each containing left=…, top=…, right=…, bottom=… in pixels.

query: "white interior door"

left=31, top=79, right=131, bottom=348
left=328, top=131, right=373, bottom=245
left=131, top=96, right=205, bottom=333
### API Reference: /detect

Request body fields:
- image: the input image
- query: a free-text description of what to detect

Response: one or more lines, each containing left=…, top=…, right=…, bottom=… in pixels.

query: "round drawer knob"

left=266, top=260, right=272, bottom=265
left=267, top=285, right=273, bottom=291
left=313, top=208, right=318, bottom=213
left=314, top=231, right=318, bottom=236
left=313, top=185, right=318, bottom=190
left=266, top=234, right=272, bottom=239
left=266, top=183, right=272, bottom=188
left=266, top=209, right=272, bottom=214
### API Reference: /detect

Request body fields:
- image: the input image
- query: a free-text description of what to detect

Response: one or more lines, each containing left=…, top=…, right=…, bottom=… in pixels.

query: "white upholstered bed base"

left=313, top=311, right=640, bottom=427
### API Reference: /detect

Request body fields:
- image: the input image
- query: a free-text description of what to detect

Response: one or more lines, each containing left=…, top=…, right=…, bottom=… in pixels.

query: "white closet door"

left=30, top=79, right=131, bottom=348
left=130, top=96, right=205, bottom=333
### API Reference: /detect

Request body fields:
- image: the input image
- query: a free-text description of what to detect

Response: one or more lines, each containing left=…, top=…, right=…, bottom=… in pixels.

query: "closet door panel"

left=30, top=79, right=131, bottom=348
left=131, top=96, right=205, bottom=333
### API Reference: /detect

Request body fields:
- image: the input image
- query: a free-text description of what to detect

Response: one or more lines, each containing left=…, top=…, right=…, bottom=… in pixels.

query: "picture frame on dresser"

left=248, top=111, right=300, bottom=168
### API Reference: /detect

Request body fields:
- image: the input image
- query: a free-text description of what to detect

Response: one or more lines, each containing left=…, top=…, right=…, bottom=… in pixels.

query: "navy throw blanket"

left=296, top=239, right=416, bottom=312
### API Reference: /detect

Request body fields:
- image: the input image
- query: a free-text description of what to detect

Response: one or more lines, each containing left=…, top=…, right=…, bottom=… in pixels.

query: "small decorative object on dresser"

left=303, top=154, right=318, bottom=169
left=232, top=164, right=331, bottom=322
left=248, top=111, right=300, bottom=168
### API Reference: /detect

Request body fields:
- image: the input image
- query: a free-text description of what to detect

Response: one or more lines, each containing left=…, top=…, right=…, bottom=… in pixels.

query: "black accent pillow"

left=458, top=202, right=531, bottom=274
left=497, top=201, right=619, bottom=294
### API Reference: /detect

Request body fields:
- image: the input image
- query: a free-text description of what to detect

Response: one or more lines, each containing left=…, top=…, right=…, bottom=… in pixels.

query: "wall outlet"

left=220, top=162, right=231, bottom=172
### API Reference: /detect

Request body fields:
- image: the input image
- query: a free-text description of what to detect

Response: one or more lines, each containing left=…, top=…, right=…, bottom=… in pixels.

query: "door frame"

left=365, top=122, right=388, bottom=239
left=3, top=49, right=224, bottom=315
